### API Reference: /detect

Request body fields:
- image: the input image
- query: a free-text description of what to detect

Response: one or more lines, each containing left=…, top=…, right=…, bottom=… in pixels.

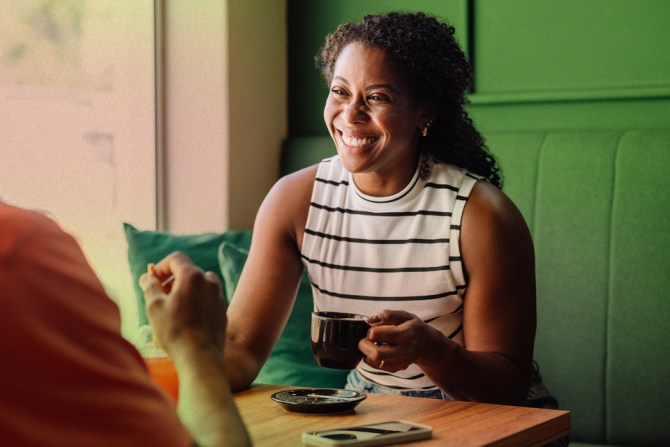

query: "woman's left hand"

left=358, top=310, right=442, bottom=372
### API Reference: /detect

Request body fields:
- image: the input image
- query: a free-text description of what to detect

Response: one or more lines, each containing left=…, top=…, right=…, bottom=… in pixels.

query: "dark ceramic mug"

left=310, top=311, right=369, bottom=370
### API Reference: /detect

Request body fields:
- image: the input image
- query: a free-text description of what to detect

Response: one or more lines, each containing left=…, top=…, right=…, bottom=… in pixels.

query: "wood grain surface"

left=234, top=385, right=570, bottom=446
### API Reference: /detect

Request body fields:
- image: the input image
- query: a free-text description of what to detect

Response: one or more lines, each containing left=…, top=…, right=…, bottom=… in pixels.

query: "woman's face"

left=324, top=42, right=430, bottom=196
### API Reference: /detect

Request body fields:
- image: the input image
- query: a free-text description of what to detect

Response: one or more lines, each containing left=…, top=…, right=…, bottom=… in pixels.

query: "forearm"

left=172, top=344, right=251, bottom=447
left=416, top=332, right=530, bottom=405
left=223, top=334, right=266, bottom=392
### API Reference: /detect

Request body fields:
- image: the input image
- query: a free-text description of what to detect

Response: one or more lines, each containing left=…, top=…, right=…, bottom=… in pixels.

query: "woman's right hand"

left=140, top=251, right=227, bottom=356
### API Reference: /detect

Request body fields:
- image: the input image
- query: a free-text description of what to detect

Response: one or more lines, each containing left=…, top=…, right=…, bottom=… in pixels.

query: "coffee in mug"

left=311, top=311, right=369, bottom=369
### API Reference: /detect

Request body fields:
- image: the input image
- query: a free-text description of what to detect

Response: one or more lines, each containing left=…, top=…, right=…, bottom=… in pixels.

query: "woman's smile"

left=340, top=132, right=379, bottom=149
left=338, top=130, right=380, bottom=155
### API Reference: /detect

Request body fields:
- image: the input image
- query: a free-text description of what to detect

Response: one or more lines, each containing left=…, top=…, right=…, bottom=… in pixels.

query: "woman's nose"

left=343, top=99, right=368, bottom=123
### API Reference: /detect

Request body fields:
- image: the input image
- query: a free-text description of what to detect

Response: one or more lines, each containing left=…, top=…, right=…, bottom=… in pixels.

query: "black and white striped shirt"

left=301, top=155, right=480, bottom=392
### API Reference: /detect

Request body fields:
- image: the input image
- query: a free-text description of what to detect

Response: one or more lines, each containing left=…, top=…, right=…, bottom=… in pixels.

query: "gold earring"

left=421, top=120, right=432, bottom=138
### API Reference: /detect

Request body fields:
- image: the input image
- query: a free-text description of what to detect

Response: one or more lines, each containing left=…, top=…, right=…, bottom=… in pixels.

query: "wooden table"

left=234, top=385, right=570, bottom=446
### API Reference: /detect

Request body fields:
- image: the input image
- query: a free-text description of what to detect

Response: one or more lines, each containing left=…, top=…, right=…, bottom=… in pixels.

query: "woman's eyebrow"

left=331, top=76, right=400, bottom=94
left=366, top=83, right=400, bottom=94
left=332, top=75, right=349, bottom=85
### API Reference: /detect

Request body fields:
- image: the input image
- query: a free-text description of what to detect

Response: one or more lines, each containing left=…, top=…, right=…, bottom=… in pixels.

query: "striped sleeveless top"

left=301, top=155, right=481, bottom=392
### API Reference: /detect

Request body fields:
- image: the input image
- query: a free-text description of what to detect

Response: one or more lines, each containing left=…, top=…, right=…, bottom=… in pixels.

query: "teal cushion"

left=123, top=223, right=251, bottom=326
left=218, top=241, right=350, bottom=388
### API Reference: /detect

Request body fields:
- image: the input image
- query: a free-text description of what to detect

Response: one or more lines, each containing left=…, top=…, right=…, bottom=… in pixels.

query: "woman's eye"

left=330, top=87, right=348, bottom=96
left=368, top=93, right=391, bottom=102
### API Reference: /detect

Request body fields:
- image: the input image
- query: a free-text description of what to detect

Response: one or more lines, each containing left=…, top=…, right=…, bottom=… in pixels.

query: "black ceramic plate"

left=271, top=388, right=366, bottom=414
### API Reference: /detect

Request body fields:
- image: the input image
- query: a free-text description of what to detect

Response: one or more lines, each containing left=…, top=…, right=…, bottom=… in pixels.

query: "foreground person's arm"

left=171, top=338, right=250, bottom=447
left=141, top=253, right=251, bottom=447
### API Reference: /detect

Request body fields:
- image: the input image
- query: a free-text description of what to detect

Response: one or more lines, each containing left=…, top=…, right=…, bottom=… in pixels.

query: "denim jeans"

left=345, top=369, right=449, bottom=400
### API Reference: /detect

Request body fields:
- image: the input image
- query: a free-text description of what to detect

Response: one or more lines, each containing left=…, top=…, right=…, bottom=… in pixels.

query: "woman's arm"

left=452, top=180, right=536, bottom=403
left=360, top=181, right=536, bottom=405
left=223, top=166, right=317, bottom=391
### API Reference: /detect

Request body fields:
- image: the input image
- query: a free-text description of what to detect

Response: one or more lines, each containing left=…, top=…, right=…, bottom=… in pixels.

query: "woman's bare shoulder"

left=460, top=180, right=534, bottom=275
left=275, top=164, right=319, bottom=194
left=265, top=164, right=318, bottom=210
left=254, top=164, right=319, bottom=245
left=463, top=181, right=529, bottom=236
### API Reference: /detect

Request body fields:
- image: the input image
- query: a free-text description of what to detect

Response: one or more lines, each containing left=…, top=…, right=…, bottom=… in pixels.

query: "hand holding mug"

left=359, top=310, right=441, bottom=372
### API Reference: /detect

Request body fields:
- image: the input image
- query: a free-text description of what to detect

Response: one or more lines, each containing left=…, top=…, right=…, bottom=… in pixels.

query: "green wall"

left=287, top=0, right=670, bottom=137
left=473, top=0, right=670, bottom=96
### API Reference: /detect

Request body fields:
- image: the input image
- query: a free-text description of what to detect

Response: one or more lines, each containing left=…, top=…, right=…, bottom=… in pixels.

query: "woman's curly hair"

left=316, top=12, right=502, bottom=188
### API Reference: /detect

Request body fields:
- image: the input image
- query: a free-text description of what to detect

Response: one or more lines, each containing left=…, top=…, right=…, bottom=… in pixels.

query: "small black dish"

left=271, top=388, right=366, bottom=414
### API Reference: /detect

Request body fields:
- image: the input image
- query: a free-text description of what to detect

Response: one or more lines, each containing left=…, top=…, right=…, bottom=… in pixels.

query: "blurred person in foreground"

left=0, top=200, right=250, bottom=447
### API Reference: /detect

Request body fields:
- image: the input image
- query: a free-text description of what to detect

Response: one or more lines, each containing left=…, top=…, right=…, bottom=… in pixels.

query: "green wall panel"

left=287, top=0, right=468, bottom=135
left=473, top=0, right=670, bottom=96
left=467, top=98, right=670, bottom=134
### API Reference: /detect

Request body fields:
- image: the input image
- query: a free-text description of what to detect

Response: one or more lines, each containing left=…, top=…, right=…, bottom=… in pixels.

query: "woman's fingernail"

left=367, top=315, right=381, bottom=324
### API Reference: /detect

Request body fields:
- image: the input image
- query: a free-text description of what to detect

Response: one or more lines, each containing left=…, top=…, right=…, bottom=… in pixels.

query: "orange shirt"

left=0, top=203, right=192, bottom=447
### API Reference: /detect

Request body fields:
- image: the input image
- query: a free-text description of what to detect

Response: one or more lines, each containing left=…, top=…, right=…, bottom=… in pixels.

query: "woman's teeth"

left=342, top=134, right=377, bottom=147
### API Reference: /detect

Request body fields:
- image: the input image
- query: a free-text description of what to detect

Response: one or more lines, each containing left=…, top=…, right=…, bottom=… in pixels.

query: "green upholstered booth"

left=279, top=129, right=670, bottom=447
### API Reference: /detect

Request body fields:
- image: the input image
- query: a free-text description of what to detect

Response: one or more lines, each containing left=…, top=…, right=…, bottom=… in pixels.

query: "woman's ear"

left=417, top=102, right=437, bottom=135
left=418, top=100, right=437, bottom=128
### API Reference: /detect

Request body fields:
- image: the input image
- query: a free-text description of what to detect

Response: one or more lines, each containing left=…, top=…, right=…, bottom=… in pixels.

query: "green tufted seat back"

left=489, top=129, right=670, bottom=447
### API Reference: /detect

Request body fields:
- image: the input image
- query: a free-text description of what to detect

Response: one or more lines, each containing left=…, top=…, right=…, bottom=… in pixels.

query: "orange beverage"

left=144, top=356, right=179, bottom=403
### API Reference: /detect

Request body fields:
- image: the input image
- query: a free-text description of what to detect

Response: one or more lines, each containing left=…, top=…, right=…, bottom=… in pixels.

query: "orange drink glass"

left=141, top=346, right=179, bottom=403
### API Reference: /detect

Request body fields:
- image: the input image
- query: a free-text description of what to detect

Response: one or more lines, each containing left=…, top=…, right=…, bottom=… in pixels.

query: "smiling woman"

left=222, top=11, right=557, bottom=419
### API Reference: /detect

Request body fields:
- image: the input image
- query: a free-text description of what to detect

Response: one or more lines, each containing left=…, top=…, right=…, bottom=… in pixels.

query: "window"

left=0, top=0, right=157, bottom=337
